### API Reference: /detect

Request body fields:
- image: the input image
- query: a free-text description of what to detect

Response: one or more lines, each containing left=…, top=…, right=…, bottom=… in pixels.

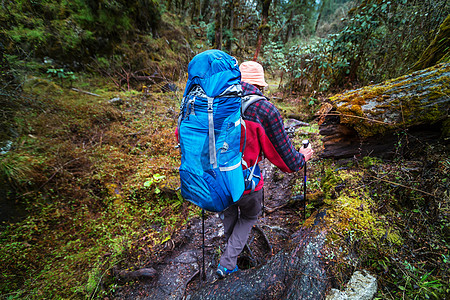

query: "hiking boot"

left=216, top=264, right=238, bottom=279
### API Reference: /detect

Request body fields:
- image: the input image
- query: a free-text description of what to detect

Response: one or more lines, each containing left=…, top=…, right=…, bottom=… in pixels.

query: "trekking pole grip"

left=302, top=139, right=309, bottom=149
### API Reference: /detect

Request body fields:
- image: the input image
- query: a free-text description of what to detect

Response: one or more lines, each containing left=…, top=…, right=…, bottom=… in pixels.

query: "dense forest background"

left=1, top=0, right=449, bottom=299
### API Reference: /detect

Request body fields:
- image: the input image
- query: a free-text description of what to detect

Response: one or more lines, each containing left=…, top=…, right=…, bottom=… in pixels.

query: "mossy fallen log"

left=319, top=63, right=450, bottom=158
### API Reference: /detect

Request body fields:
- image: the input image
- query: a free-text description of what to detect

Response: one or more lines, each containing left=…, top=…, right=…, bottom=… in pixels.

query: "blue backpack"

left=178, top=50, right=247, bottom=212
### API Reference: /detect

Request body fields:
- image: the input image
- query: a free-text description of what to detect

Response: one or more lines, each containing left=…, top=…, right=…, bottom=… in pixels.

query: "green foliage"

left=284, top=38, right=343, bottom=94
left=263, top=41, right=288, bottom=73
left=361, top=156, right=382, bottom=169
left=398, top=261, right=449, bottom=299
left=328, top=0, right=449, bottom=84
left=0, top=74, right=193, bottom=298
left=1, top=0, right=162, bottom=64
left=281, top=0, right=450, bottom=92
left=0, top=151, right=42, bottom=189
left=270, top=0, right=318, bottom=40
left=144, top=173, right=166, bottom=194
left=320, top=167, right=341, bottom=200
left=206, top=22, right=216, bottom=47
left=47, top=68, right=77, bottom=86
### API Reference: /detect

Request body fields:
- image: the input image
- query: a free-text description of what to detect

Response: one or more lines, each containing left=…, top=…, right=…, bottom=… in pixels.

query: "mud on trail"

left=113, top=157, right=318, bottom=299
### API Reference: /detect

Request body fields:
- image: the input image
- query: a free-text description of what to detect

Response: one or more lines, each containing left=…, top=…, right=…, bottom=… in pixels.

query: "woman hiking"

left=216, top=61, right=314, bottom=278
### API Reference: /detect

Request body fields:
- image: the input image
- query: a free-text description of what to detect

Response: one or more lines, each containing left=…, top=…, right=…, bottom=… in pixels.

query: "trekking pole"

left=262, top=187, right=265, bottom=218
left=302, top=140, right=309, bottom=220
left=201, top=209, right=206, bottom=281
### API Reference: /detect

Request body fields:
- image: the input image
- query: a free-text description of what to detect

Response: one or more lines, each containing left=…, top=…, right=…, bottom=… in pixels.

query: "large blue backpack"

left=178, top=50, right=247, bottom=212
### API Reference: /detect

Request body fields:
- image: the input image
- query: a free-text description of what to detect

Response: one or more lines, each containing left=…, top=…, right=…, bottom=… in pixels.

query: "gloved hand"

left=299, top=144, right=314, bottom=162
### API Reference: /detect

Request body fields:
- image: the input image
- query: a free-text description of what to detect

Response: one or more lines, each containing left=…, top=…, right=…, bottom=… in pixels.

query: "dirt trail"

left=114, top=158, right=322, bottom=299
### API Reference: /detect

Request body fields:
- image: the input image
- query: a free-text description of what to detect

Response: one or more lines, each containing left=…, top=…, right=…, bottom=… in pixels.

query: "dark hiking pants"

left=219, top=189, right=263, bottom=270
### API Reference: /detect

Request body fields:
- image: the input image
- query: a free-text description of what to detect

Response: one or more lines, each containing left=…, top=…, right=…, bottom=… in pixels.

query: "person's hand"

left=299, top=144, right=314, bottom=162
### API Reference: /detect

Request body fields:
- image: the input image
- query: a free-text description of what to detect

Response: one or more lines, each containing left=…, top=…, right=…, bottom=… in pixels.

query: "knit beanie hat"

left=239, top=61, right=268, bottom=87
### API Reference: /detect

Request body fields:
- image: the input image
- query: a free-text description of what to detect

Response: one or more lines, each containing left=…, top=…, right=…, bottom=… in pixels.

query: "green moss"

left=321, top=169, right=403, bottom=247
left=361, top=156, right=382, bottom=168
left=320, top=168, right=341, bottom=200
left=23, top=77, right=64, bottom=95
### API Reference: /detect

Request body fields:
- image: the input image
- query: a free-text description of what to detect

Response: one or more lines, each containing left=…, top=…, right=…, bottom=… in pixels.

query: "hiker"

left=216, top=60, right=314, bottom=278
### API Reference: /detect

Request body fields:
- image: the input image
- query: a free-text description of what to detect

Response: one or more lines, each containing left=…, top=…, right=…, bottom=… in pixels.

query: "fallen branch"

left=319, top=63, right=449, bottom=159
left=71, top=88, right=100, bottom=97
left=369, top=175, right=435, bottom=196
left=264, top=203, right=289, bottom=214
left=260, top=224, right=290, bottom=234
left=321, top=113, right=393, bottom=125
left=254, top=225, right=273, bottom=256
left=243, top=243, right=259, bottom=266
left=183, top=269, right=200, bottom=298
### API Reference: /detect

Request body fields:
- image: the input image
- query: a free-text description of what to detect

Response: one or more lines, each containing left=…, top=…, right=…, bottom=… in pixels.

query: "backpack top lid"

left=183, top=50, right=241, bottom=98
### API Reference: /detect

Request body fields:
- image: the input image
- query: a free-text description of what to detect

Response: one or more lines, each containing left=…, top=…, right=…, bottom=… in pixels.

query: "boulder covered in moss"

left=319, top=63, right=450, bottom=158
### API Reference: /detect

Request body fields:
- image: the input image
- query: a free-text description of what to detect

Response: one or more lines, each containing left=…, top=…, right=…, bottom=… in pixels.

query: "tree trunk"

left=225, top=0, right=237, bottom=54
left=201, top=0, right=210, bottom=21
left=318, top=63, right=450, bottom=158
left=253, top=0, right=271, bottom=61
left=214, top=0, right=223, bottom=50
left=413, top=14, right=450, bottom=71
left=314, top=0, right=327, bottom=34
left=284, top=10, right=294, bottom=44
left=191, top=0, right=200, bottom=23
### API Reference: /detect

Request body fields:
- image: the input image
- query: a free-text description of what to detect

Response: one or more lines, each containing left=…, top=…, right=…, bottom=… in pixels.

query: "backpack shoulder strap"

left=241, top=94, right=266, bottom=115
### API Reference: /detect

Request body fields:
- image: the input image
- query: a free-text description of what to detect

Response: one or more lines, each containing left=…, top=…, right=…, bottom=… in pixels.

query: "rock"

left=109, top=97, right=124, bottom=105
left=326, top=289, right=348, bottom=300
left=118, top=268, right=157, bottom=280
left=0, top=140, right=13, bottom=154
left=284, top=118, right=310, bottom=129
left=190, top=226, right=330, bottom=299
left=161, top=82, right=178, bottom=93
left=326, top=270, right=377, bottom=300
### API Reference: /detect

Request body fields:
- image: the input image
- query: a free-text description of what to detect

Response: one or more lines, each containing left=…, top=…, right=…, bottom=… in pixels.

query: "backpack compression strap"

left=207, top=96, right=217, bottom=168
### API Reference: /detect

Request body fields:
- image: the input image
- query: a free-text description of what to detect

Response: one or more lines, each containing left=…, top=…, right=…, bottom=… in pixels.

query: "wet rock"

left=285, top=118, right=310, bottom=136
left=190, top=227, right=329, bottom=300
left=326, top=289, right=347, bottom=300
left=117, top=250, right=200, bottom=299
left=161, top=83, right=178, bottom=93
left=109, top=97, right=124, bottom=105
left=118, top=268, right=157, bottom=280
left=284, top=118, right=310, bottom=129
left=0, top=140, right=13, bottom=154
left=326, top=270, right=377, bottom=300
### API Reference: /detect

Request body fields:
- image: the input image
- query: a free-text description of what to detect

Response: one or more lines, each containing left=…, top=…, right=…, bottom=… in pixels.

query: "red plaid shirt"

left=241, top=82, right=305, bottom=192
